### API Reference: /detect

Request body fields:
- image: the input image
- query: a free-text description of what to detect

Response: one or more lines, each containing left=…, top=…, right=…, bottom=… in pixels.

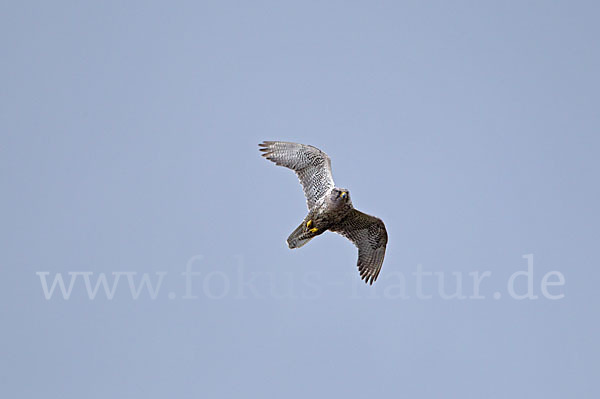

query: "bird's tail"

left=287, top=221, right=318, bottom=249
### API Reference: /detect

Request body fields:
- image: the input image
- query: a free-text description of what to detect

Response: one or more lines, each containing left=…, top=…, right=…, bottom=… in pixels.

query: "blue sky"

left=1, top=1, right=599, bottom=398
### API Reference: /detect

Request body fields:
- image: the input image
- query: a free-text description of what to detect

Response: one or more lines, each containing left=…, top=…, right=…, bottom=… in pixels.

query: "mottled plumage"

left=259, top=141, right=388, bottom=284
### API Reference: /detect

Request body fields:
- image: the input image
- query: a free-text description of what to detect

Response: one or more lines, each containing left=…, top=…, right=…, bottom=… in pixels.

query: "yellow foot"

left=306, top=220, right=313, bottom=228
left=309, top=227, right=318, bottom=233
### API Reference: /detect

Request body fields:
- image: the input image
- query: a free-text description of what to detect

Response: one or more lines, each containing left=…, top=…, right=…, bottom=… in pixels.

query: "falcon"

left=259, top=141, right=388, bottom=284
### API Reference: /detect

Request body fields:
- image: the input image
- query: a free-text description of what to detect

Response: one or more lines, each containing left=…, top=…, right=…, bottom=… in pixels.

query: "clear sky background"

left=1, top=1, right=599, bottom=398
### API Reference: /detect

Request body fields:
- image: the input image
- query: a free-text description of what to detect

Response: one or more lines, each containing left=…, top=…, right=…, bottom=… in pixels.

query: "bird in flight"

left=259, top=141, right=388, bottom=284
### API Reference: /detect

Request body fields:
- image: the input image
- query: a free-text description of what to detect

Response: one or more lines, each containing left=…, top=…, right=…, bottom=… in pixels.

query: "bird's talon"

left=309, top=227, right=318, bottom=233
left=306, top=220, right=313, bottom=228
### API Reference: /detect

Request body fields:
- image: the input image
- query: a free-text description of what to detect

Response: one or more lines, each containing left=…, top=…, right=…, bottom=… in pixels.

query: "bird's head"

left=331, top=188, right=351, bottom=206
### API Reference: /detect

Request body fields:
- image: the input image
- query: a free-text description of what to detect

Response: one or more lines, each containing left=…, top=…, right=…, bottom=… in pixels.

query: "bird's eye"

left=340, top=192, right=347, bottom=199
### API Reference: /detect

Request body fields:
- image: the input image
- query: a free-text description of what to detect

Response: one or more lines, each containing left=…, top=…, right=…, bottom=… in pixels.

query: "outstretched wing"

left=259, top=141, right=335, bottom=209
left=331, top=209, right=388, bottom=285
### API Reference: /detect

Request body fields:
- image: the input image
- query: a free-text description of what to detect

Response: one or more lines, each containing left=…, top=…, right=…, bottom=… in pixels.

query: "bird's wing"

left=259, top=141, right=335, bottom=209
left=332, top=209, right=388, bottom=285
